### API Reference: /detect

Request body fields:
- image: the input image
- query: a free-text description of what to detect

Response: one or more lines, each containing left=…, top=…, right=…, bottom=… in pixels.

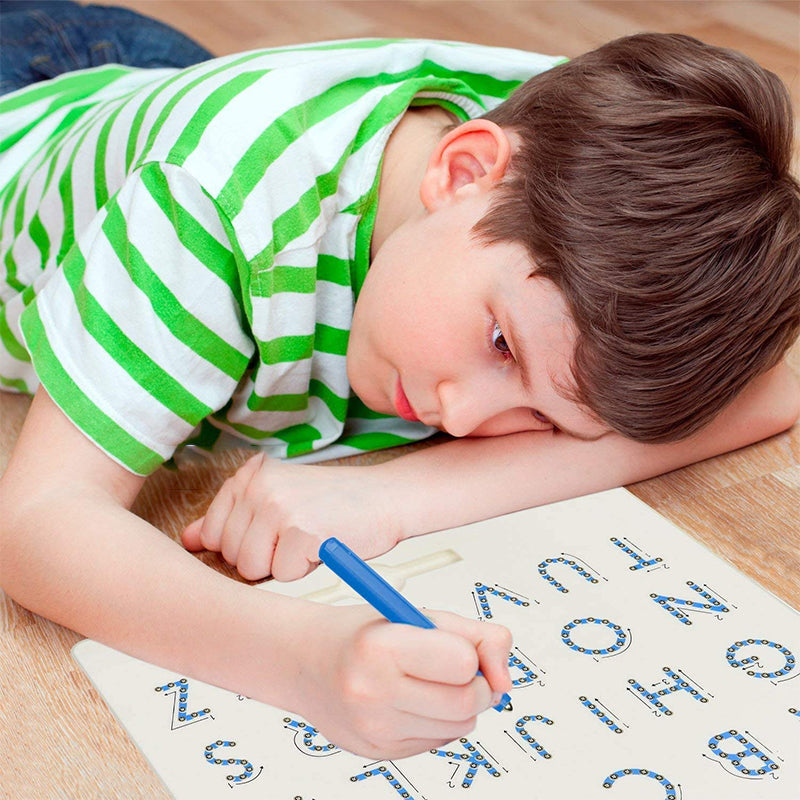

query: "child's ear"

left=420, top=119, right=513, bottom=211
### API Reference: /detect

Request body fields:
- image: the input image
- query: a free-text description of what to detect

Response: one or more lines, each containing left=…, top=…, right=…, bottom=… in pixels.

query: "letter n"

left=650, top=581, right=728, bottom=625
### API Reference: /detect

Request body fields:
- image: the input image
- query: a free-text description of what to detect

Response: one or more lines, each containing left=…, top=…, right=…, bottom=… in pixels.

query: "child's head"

left=476, top=32, right=800, bottom=442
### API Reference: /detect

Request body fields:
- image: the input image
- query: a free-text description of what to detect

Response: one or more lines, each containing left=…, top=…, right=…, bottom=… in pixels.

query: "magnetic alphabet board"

left=73, top=488, right=800, bottom=799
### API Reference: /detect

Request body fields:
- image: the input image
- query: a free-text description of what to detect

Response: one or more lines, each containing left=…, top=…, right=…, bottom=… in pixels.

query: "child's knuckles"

left=258, top=495, right=294, bottom=525
left=340, top=668, right=379, bottom=708
left=352, top=624, right=392, bottom=662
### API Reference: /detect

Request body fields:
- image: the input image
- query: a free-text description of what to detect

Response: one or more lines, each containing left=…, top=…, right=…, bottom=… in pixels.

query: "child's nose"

left=437, top=378, right=506, bottom=437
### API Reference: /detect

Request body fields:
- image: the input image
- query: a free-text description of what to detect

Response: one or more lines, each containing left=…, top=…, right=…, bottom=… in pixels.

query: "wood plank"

left=1, top=3, right=798, bottom=797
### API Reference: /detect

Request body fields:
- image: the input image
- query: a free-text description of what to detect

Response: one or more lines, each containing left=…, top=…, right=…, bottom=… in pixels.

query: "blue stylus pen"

left=318, top=537, right=510, bottom=712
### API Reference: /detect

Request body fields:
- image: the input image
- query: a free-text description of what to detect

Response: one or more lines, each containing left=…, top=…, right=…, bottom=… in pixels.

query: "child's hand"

left=181, top=454, right=401, bottom=581
left=298, top=604, right=513, bottom=759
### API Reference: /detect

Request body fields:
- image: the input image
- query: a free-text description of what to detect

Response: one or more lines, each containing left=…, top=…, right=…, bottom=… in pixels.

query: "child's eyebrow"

left=505, top=316, right=607, bottom=443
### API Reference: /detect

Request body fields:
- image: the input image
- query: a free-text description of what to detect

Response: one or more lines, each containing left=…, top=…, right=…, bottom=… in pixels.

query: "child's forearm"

left=1, top=485, right=318, bottom=712
left=371, top=430, right=630, bottom=537
left=376, top=362, right=800, bottom=539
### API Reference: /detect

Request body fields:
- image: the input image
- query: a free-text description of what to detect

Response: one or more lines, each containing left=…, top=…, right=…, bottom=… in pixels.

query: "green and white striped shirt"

left=0, top=39, right=562, bottom=475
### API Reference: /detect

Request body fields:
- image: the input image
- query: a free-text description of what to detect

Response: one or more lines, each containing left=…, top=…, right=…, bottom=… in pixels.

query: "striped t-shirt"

left=0, top=39, right=563, bottom=475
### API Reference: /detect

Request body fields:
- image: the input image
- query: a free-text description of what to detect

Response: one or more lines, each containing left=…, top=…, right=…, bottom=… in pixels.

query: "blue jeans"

left=0, top=0, right=213, bottom=95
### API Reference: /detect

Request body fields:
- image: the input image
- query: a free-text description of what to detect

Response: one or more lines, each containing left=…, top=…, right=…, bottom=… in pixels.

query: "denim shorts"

left=0, top=0, right=213, bottom=95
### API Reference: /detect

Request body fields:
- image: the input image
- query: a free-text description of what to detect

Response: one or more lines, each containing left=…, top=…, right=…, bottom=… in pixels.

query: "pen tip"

left=492, top=692, right=512, bottom=712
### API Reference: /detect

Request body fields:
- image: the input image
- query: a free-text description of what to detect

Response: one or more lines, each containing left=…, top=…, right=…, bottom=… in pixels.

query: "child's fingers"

left=218, top=502, right=254, bottom=566
left=181, top=518, right=205, bottom=551
left=391, top=626, right=480, bottom=685
left=473, top=627, right=513, bottom=696
left=271, top=528, right=320, bottom=582
left=235, top=522, right=278, bottom=581
left=425, top=610, right=513, bottom=695
left=192, top=482, right=235, bottom=552
left=181, top=454, right=265, bottom=555
left=393, top=673, right=492, bottom=721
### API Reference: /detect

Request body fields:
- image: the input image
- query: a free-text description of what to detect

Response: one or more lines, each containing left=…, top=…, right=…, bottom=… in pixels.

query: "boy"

left=1, top=20, right=799, bottom=762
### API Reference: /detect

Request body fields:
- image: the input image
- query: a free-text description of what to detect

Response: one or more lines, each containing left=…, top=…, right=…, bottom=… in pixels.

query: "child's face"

left=348, top=189, right=609, bottom=441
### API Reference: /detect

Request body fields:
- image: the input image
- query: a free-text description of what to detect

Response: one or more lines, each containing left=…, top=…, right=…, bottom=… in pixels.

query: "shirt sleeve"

left=19, top=161, right=255, bottom=475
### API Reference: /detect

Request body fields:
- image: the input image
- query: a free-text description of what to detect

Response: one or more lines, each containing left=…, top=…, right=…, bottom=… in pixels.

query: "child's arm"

left=183, top=361, right=799, bottom=578
left=0, top=388, right=512, bottom=759
left=382, top=360, right=800, bottom=535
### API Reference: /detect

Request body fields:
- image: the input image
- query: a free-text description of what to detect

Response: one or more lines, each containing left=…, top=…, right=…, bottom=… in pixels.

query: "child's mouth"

left=394, top=379, right=420, bottom=422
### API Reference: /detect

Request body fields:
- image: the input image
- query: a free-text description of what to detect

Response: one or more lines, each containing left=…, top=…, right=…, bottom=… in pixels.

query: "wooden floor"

left=1, top=2, right=799, bottom=798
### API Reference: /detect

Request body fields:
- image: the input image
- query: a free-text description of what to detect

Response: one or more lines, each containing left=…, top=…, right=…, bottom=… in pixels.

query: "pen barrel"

left=318, top=538, right=436, bottom=629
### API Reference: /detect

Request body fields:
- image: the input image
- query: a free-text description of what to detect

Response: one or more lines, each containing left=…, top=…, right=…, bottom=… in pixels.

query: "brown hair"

left=475, top=33, right=800, bottom=441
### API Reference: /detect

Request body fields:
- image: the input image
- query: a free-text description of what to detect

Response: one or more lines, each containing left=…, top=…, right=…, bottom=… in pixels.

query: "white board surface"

left=73, top=488, right=800, bottom=799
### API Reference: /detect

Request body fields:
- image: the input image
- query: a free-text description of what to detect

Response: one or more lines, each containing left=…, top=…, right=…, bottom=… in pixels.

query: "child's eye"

left=492, top=322, right=512, bottom=357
